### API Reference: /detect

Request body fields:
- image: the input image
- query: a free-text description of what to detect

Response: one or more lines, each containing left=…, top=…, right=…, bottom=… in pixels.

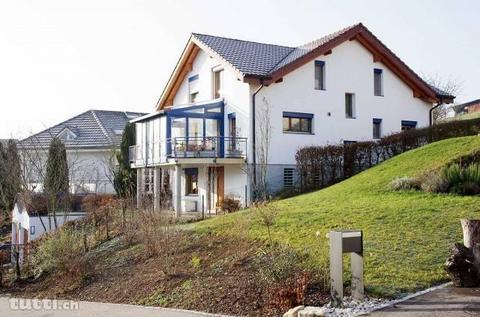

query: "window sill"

left=282, top=131, right=315, bottom=135
left=345, top=117, right=356, bottom=119
left=184, top=194, right=199, bottom=199
left=374, top=94, right=384, bottom=97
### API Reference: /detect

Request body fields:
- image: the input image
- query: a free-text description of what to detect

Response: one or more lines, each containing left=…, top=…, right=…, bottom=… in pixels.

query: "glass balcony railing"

left=129, top=137, right=247, bottom=166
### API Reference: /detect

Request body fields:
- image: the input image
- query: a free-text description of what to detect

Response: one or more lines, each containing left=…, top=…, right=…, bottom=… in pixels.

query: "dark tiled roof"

left=20, top=110, right=146, bottom=149
left=192, top=24, right=359, bottom=77
left=192, top=33, right=295, bottom=77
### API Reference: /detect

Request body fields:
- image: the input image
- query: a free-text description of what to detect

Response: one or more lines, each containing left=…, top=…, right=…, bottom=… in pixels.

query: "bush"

left=32, top=226, right=85, bottom=275
left=254, top=246, right=301, bottom=285
left=296, top=117, right=480, bottom=192
left=389, top=177, right=421, bottom=191
left=443, top=163, right=480, bottom=195
left=420, top=171, right=449, bottom=193
left=220, top=195, right=241, bottom=213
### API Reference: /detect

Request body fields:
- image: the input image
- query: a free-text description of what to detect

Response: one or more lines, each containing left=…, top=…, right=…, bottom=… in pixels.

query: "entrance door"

left=216, top=166, right=224, bottom=209
left=207, top=166, right=224, bottom=212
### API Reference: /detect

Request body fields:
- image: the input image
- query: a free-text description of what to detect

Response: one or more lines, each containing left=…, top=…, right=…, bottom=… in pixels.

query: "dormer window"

left=58, top=127, right=77, bottom=141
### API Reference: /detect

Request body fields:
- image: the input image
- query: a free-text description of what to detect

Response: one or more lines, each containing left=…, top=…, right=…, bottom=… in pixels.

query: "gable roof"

left=20, top=110, right=146, bottom=149
left=157, top=23, right=454, bottom=110
left=454, top=99, right=480, bottom=114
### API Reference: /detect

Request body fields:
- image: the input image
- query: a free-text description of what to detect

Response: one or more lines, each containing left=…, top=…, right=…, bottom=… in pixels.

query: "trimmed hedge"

left=296, top=117, right=480, bottom=191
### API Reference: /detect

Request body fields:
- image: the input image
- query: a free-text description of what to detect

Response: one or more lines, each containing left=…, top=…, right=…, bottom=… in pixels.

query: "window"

left=401, top=120, right=417, bottom=131
left=30, top=226, right=35, bottom=235
left=374, top=69, right=383, bottom=96
left=228, top=113, right=236, bottom=138
left=345, top=93, right=355, bottom=118
left=373, top=118, right=382, bottom=139
left=144, top=168, right=154, bottom=194
left=314, top=61, right=326, bottom=90
left=283, top=168, right=294, bottom=188
left=282, top=112, right=313, bottom=134
left=185, top=168, right=198, bottom=195
left=343, top=140, right=357, bottom=145
left=188, top=74, right=199, bottom=103
left=212, top=68, right=223, bottom=99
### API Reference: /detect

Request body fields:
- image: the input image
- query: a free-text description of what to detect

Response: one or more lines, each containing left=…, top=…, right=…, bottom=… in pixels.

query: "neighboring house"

left=454, top=99, right=480, bottom=116
left=19, top=110, right=145, bottom=194
left=130, top=23, right=454, bottom=215
left=11, top=199, right=86, bottom=264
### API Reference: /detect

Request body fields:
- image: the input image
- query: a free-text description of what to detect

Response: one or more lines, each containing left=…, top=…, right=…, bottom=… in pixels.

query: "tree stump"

left=461, top=219, right=480, bottom=272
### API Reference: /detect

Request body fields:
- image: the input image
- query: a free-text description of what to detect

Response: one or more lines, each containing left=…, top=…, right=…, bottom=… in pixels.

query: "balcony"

left=171, top=136, right=246, bottom=159
left=129, top=136, right=247, bottom=166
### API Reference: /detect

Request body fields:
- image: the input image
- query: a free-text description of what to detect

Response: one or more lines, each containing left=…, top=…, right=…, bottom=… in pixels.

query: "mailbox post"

left=329, top=230, right=364, bottom=306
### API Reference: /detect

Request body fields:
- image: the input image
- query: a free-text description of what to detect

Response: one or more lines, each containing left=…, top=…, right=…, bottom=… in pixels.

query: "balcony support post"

left=174, top=165, right=182, bottom=217
left=136, top=168, right=143, bottom=209
left=153, top=167, right=161, bottom=212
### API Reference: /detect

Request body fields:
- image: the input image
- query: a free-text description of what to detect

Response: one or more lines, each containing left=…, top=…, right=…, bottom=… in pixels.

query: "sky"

left=0, top=0, right=479, bottom=139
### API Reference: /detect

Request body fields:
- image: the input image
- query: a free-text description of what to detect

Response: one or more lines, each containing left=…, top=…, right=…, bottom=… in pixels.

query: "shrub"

left=32, top=226, right=85, bottom=275
left=190, top=255, right=201, bottom=270
left=296, top=117, right=480, bottom=193
left=220, top=195, right=241, bottom=213
left=443, top=163, right=480, bottom=195
left=420, top=170, right=449, bottom=193
left=389, top=177, right=421, bottom=191
left=254, top=246, right=301, bottom=285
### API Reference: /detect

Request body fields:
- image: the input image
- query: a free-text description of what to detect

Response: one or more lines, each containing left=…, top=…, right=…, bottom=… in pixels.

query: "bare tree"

left=423, top=73, right=463, bottom=123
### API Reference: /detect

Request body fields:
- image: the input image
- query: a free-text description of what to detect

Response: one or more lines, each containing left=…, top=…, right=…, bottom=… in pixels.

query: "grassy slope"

left=196, top=136, right=480, bottom=297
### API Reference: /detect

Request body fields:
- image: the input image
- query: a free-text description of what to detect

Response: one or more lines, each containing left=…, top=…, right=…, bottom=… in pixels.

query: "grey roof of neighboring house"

left=192, top=24, right=359, bottom=77
left=20, top=110, right=146, bottom=149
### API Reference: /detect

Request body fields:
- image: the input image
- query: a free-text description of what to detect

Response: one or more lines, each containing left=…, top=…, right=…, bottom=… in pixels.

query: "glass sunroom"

left=130, top=100, right=247, bottom=166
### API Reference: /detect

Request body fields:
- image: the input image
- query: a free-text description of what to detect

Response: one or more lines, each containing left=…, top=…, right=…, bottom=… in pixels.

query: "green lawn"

left=195, top=136, right=480, bottom=297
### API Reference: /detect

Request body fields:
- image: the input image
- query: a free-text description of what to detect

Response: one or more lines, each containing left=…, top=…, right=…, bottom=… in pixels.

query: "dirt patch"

left=3, top=231, right=328, bottom=316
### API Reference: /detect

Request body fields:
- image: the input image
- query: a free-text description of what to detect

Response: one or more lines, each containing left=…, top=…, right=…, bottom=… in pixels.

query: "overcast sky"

left=1, top=0, right=478, bottom=139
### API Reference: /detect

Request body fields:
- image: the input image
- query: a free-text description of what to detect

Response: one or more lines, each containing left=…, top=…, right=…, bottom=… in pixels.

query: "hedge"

left=295, top=117, right=480, bottom=191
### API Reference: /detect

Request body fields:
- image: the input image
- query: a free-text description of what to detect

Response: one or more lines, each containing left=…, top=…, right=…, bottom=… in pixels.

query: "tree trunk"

left=461, top=219, right=480, bottom=271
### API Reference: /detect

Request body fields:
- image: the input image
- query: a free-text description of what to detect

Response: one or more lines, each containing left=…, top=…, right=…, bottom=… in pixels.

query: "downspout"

left=252, top=82, right=264, bottom=189
left=429, top=98, right=444, bottom=126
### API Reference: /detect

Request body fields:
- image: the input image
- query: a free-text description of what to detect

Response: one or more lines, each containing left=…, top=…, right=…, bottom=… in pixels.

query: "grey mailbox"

left=329, top=230, right=364, bottom=306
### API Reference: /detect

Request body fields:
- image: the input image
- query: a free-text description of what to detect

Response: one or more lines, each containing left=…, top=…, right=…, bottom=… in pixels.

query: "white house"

left=130, top=23, right=454, bottom=215
left=19, top=110, right=145, bottom=194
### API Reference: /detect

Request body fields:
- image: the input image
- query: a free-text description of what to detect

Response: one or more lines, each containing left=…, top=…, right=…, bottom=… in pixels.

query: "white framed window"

left=283, top=168, right=295, bottom=188
left=188, top=74, right=199, bottom=103
left=314, top=61, right=326, bottom=90
left=374, top=69, right=383, bottom=96
left=212, top=67, right=224, bottom=99
left=345, top=93, right=356, bottom=119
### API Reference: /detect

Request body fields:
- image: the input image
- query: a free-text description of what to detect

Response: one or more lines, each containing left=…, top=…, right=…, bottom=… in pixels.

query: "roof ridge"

left=90, top=110, right=113, bottom=145
left=20, top=110, right=91, bottom=143
left=298, top=23, right=361, bottom=49
left=192, top=32, right=295, bottom=50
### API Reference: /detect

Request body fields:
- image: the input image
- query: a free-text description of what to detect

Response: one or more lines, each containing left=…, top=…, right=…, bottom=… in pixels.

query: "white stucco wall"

left=256, top=40, right=432, bottom=165
left=172, top=49, right=251, bottom=140
left=20, top=148, right=116, bottom=194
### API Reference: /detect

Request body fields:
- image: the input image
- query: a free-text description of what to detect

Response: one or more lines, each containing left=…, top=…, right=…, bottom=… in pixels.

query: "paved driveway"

left=0, top=297, right=230, bottom=317
left=370, top=287, right=480, bottom=316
